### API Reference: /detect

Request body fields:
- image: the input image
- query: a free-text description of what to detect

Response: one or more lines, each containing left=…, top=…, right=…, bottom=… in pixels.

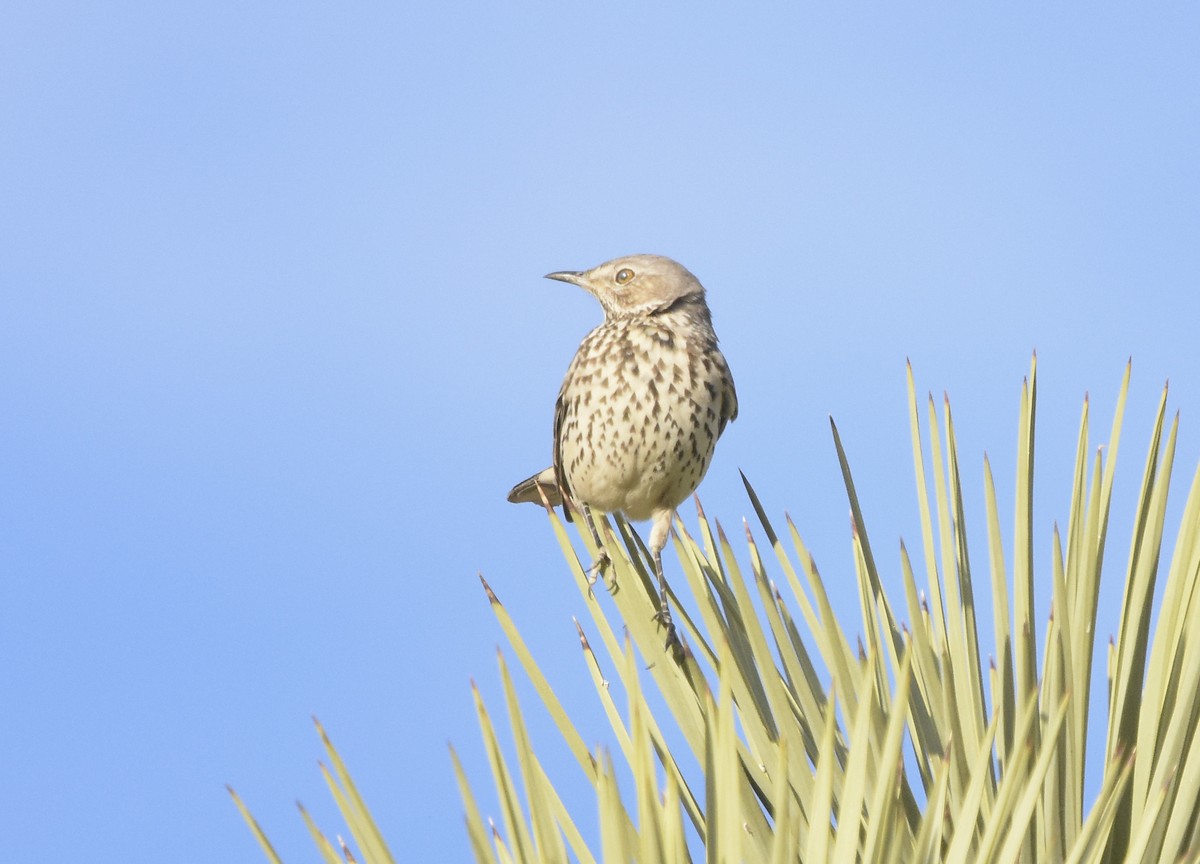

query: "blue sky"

left=3, top=3, right=1199, bottom=861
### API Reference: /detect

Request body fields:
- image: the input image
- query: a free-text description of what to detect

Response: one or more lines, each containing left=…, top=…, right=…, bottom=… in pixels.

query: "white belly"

left=557, top=319, right=727, bottom=521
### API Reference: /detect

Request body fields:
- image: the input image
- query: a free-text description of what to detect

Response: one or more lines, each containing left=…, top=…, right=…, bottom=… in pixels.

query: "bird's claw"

left=653, top=607, right=681, bottom=653
left=584, top=550, right=613, bottom=596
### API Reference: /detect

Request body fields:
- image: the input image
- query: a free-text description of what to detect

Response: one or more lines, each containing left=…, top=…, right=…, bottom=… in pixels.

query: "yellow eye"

left=615, top=268, right=634, bottom=284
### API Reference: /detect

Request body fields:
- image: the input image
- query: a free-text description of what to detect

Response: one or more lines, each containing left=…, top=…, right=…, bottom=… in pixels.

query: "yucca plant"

left=232, top=357, right=1200, bottom=862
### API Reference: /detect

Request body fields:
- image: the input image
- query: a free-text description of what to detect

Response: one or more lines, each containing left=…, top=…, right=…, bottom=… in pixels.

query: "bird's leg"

left=581, top=505, right=613, bottom=590
left=651, top=547, right=679, bottom=649
left=649, top=510, right=680, bottom=651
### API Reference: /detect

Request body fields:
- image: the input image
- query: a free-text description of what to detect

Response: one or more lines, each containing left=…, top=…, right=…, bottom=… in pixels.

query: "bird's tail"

left=506, top=466, right=564, bottom=508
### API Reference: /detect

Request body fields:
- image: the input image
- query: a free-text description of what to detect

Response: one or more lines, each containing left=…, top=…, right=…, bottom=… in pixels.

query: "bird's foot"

left=653, top=605, right=681, bottom=653
left=584, top=550, right=613, bottom=596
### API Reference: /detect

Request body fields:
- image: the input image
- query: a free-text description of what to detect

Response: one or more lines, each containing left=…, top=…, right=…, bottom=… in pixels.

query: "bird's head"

left=545, top=254, right=705, bottom=319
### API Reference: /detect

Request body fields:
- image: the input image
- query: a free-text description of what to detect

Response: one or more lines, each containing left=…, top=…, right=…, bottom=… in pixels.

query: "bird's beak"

left=544, top=270, right=585, bottom=286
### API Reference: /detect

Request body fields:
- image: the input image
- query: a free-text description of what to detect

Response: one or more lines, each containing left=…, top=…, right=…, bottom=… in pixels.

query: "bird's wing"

left=719, top=355, right=739, bottom=435
left=552, top=389, right=575, bottom=523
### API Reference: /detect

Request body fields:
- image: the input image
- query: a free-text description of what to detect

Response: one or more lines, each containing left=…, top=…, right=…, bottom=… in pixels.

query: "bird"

left=507, top=254, right=738, bottom=649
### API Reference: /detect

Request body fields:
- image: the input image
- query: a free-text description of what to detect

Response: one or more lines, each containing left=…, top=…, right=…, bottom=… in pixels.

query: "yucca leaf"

left=227, top=786, right=285, bottom=864
left=450, top=746, right=497, bottom=864
left=479, top=575, right=597, bottom=782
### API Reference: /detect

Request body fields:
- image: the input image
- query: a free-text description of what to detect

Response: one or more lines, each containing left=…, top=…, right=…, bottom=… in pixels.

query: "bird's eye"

left=615, top=268, right=634, bottom=284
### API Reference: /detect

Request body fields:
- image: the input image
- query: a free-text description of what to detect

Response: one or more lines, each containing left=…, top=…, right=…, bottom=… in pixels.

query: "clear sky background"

left=3, top=3, right=1199, bottom=861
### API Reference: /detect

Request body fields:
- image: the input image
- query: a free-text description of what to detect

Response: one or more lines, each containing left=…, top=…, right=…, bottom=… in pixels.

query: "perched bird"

left=507, top=254, right=738, bottom=648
